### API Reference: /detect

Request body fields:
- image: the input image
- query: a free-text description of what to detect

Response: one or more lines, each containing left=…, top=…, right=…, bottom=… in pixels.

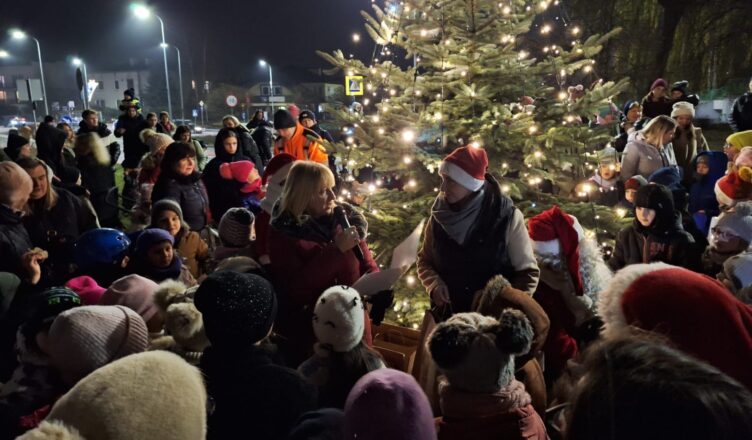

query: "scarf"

left=439, top=379, right=531, bottom=419
left=431, top=188, right=485, bottom=245
left=138, top=256, right=183, bottom=283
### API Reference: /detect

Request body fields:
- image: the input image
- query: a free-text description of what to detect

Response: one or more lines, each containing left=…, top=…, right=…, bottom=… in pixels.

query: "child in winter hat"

left=215, top=207, right=256, bottom=261
left=620, top=175, right=648, bottom=212
left=220, top=160, right=263, bottom=212
left=598, top=262, right=752, bottom=390
left=100, top=274, right=163, bottom=333
left=703, top=201, right=752, bottom=276
left=299, top=285, right=384, bottom=408
left=584, top=146, right=622, bottom=207
left=18, top=351, right=207, bottom=440
left=428, top=310, right=548, bottom=439
left=43, top=305, right=149, bottom=386
left=64, top=275, right=106, bottom=305
left=130, top=228, right=196, bottom=286
left=719, top=251, right=752, bottom=304
left=150, top=198, right=210, bottom=278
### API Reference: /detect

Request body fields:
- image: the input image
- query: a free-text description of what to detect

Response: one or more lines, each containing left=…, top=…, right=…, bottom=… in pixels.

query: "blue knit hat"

left=135, top=228, right=174, bottom=257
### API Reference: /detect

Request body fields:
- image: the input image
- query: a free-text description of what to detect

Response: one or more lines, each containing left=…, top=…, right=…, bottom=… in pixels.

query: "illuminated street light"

left=0, top=50, right=9, bottom=58
left=9, top=28, right=49, bottom=114
left=259, top=59, right=274, bottom=113
left=132, top=3, right=172, bottom=116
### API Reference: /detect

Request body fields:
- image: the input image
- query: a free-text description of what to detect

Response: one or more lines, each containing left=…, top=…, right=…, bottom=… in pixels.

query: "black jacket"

left=34, top=124, right=67, bottom=176
left=609, top=213, right=696, bottom=271
left=152, top=172, right=209, bottom=231
left=730, top=92, right=752, bottom=133
left=641, top=94, right=673, bottom=119
left=311, top=124, right=334, bottom=143
left=114, top=114, right=147, bottom=168
left=202, top=142, right=250, bottom=223
left=0, top=206, right=32, bottom=277
left=251, top=122, right=274, bottom=166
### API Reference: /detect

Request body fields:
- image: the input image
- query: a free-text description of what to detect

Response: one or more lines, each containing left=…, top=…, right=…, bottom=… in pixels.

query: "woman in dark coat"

left=221, top=115, right=264, bottom=172
left=17, top=157, right=98, bottom=283
left=152, top=142, right=210, bottom=232
left=202, top=128, right=250, bottom=223
left=268, top=161, right=377, bottom=366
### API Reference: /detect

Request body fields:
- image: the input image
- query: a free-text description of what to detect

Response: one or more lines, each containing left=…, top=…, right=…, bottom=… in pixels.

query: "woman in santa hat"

left=417, top=145, right=539, bottom=319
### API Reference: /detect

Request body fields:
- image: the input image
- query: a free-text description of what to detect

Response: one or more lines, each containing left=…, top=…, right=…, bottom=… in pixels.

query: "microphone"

left=334, top=206, right=365, bottom=262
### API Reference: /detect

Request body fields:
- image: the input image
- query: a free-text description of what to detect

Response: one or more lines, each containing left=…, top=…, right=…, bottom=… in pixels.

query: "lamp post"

left=132, top=4, right=172, bottom=116
left=173, top=45, right=185, bottom=122
left=72, top=57, right=89, bottom=109
left=259, top=59, right=274, bottom=114
left=0, top=50, right=9, bottom=58
left=10, top=29, right=49, bottom=115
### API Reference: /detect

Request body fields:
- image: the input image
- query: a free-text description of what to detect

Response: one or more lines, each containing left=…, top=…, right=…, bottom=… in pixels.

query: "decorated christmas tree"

left=317, top=0, right=631, bottom=327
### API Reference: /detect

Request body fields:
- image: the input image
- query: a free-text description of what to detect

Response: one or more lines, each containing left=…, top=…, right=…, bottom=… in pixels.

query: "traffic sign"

left=346, top=76, right=364, bottom=96
left=226, top=95, right=238, bottom=107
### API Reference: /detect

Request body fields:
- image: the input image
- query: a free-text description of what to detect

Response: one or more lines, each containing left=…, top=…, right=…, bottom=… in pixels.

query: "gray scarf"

left=431, top=188, right=485, bottom=245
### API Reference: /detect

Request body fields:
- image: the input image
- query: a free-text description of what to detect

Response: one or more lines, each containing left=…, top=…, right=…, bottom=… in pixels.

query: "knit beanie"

left=194, top=271, right=277, bottom=348
left=100, top=275, right=161, bottom=325
left=715, top=171, right=752, bottom=207
left=597, top=263, right=752, bottom=390
left=528, top=206, right=585, bottom=295
left=262, top=153, right=296, bottom=186
left=26, top=287, right=82, bottom=329
left=47, top=305, right=149, bottom=382
left=219, top=160, right=260, bottom=193
left=218, top=207, right=254, bottom=248
left=135, top=228, right=174, bottom=257
left=65, top=276, right=106, bottom=305
left=0, top=161, right=33, bottom=208
left=650, top=78, right=667, bottom=91
left=624, top=175, right=648, bottom=191
left=597, top=146, right=618, bottom=166
left=727, top=131, right=752, bottom=150
left=671, top=80, right=689, bottom=94
left=146, top=133, right=174, bottom=154
left=714, top=202, right=752, bottom=243
left=671, top=101, right=695, bottom=118
left=151, top=199, right=185, bottom=224
left=648, top=166, right=683, bottom=189
left=5, top=132, right=29, bottom=161
left=622, top=100, right=640, bottom=116
left=299, top=110, right=316, bottom=122
left=428, top=310, right=533, bottom=393
left=345, top=369, right=436, bottom=440
left=20, top=351, right=207, bottom=440
left=439, top=146, right=489, bottom=192
left=313, top=286, right=365, bottom=354
left=274, top=109, right=297, bottom=130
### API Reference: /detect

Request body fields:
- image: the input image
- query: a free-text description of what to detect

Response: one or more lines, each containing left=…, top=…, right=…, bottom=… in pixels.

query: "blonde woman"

left=219, top=114, right=263, bottom=171
left=268, top=161, right=376, bottom=365
left=620, top=115, right=678, bottom=181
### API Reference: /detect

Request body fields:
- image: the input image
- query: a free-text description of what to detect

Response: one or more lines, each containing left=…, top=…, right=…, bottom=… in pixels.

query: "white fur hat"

left=313, top=286, right=365, bottom=354
left=671, top=101, right=695, bottom=119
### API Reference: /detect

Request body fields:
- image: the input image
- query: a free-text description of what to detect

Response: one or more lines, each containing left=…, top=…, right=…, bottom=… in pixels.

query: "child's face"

left=156, top=211, right=181, bottom=237
left=599, top=164, right=616, bottom=180
left=636, top=206, right=656, bottom=227
left=696, top=162, right=709, bottom=176
left=625, top=189, right=637, bottom=204
left=147, top=241, right=174, bottom=268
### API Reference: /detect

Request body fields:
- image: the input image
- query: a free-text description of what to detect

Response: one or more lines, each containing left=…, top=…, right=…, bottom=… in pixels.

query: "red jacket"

left=268, top=210, right=377, bottom=365
left=436, top=405, right=547, bottom=440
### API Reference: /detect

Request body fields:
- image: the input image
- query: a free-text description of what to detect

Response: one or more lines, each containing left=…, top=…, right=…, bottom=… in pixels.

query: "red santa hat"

left=439, top=146, right=488, bottom=192
left=262, top=153, right=296, bottom=186
left=527, top=206, right=585, bottom=295
left=220, top=161, right=261, bottom=194
left=715, top=171, right=752, bottom=207
left=598, top=263, right=752, bottom=390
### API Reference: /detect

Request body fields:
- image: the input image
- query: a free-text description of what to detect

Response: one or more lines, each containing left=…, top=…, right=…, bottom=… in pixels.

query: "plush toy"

left=150, top=280, right=210, bottom=364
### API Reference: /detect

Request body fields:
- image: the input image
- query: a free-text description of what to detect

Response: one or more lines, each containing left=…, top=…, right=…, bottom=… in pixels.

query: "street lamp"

left=172, top=45, right=185, bottom=122
left=131, top=3, right=172, bottom=116
left=72, top=57, right=89, bottom=109
left=0, top=50, right=9, bottom=58
left=259, top=59, right=274, bottom=113
left=9, top=29, right=49, bottom=115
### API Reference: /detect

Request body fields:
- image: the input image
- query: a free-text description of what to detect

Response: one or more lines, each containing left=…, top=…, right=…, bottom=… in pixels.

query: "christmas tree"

left=317, top=0, right=631, bottom=327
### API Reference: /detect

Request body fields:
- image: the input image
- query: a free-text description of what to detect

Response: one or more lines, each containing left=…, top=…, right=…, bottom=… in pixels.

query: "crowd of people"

left=0, top=78, right=750, bottom=440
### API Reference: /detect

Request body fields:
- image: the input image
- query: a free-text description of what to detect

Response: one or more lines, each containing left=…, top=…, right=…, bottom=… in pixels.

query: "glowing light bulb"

left=558, top=91, right=568, bottom=100
left=372, top=115, right=380, bottom=123
left=406, top=275, right=416, bottom=285
left=534, top=151, right=543, bottom=158
left=401, top=129, right=416, bottom=143
left=502, top=163, right=508, bottom=168
left=583, top=65, right=592, bottom=73
left=501, top=185, right=510, bottom=193
left=420, top=29, right=427, bottom=37
left=572, top=26, right=581, bottom=35
left=502, top=5, right=511, bottom=14
left=408, top=179, right=417, bottom=187
left=528, top=125, right=538, bottom=134
left=470, top=141, right=481, bottom=149
left=403, top=156, right=412, bottom=164
left=518, top=51, right=528, bottom=60
left=378, top=128, right=385, bottom=134
left=541, top=24, right=552, bottom=34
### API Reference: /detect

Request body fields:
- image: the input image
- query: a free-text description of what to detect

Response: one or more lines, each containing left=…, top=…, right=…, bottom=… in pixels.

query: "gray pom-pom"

left=734, top=201, right=752, bottom=217
left=495, top=308, right=533, bottom=356
left=428, top=321, right=474, bottom=369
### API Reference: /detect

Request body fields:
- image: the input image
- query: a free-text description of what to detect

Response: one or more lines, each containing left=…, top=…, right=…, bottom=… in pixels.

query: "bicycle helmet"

left=73, top=228, right=131, bottom=269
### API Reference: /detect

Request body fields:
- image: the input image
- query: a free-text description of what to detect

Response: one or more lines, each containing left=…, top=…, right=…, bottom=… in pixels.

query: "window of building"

left=127, top=78, right=134, bottom=90
left=115, top=80, right=119, bottom=90
left=99, top=80, right=104, bottom=89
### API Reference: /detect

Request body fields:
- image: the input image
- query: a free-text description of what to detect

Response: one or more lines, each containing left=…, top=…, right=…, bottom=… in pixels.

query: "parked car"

left=0, top=116, right=28, bottom=127
left=173, top=118, right=204, bottom=134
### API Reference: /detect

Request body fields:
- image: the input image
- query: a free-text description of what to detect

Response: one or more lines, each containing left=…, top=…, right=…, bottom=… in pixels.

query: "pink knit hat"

left=47, top=305, right=149, bottom=382
left=220, top=161, right=261, bottom=193
left=100, top=275, right=161, bottom=324
left=65, top=276, right=106, bottom=305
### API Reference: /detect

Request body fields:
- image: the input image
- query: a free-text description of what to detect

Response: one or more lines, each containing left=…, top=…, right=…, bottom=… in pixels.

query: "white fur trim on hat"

left=597, top=262, right=673, bottom=339
left=313, top=286, right=365, bottom=354
left=439, top=161, right=485, bottom=192
left=532, top=214, right=585, bottom=256
left=671, top=101, right=695, bottom=119
left=715, top=179, right=737, bottom=207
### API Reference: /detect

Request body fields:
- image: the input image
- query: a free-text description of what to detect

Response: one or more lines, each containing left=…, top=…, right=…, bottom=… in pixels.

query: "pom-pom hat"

left=312, top=285, right=365, bottom=354
left=439, top=146, right=489, bottom=192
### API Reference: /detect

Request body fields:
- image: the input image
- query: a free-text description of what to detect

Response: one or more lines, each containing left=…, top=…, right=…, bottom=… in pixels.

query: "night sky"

left=0, top=0, right=374, bottom=84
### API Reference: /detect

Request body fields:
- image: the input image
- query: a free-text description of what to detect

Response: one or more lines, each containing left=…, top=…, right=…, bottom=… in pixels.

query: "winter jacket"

left=251, top=121, right=274, bottom=166
left=175, top=229, right=210, bottom=279
left=689, top=151, right=728, bottom=228
left=273, top=123, right=328, bottom=164
left=152, top=172, right=209, bottom=232
left=435, top=380, right=547, bottom=440
left=609, top=213, right=696, bottom=271
left=156, top=122, right=175, bottom=136
left=77, top=121, right=121, bottom=165
left=641, top=93, right=673, bottom=119
left=33, top=124, right=66, bottom=176
left=268, top=202, right=377, bottom=366
left=137, top=152, right=162, bottom=186
left=620, top=134, right=677, bottom=181
left=114, top=113, right=147, bottom=168
left=730, top=92, right=752, bottom=133
left=587, top=173, right=623, bottom=207
left=310, top=124, right=334, bottom=143
left=417, top=175, right=540, bottom=315
left=216, top=126, right=264, bottom=173
left=190, top=140, right=208, bottom=171
left=0, top=206, right=32, bottom=277
left=202, top=140, right=250, bottom=224
left=672, top=125, right=709, bottom=177
left=200, top=345, right=318, bottom=440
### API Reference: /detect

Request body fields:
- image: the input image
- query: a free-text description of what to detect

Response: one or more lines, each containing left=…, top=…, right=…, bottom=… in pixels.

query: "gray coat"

left=620, top=135, right=677, bottom=181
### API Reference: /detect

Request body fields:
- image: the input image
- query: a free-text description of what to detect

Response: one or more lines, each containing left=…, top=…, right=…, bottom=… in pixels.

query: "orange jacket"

left=273, top=123, right=328, bottom=164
